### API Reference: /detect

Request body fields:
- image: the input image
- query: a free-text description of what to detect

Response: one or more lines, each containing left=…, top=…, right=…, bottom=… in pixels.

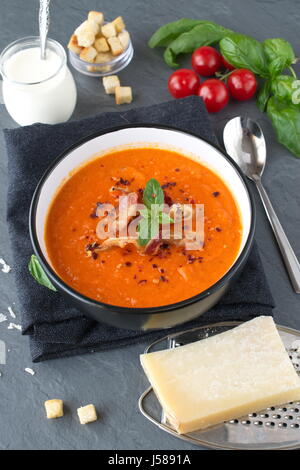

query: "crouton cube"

left=118, top=31, right=130, bottom=50
left=112, top=16, right=125, bottom=33
left=80, top=46, right=97, bottom=63
left=103, top=75, right=121, bottom=94
left=108, top=37, right=124, bottom=56
left=67, top=34, right=82, bottom=55
left=98, top=65, right=112, bottom=73
left=115, top=86, right=133, bottom=105
left=77, top=30, right=95, bottom=48
left=45, top=399, right=64, bottom=419
left=95, top=52, right=113, bottom=63
left=94, top=37, right=110, bottom=53
left=77, top=404, right=98, bottom=425
left=75, top=20, right=99, bottom=36
left=101, top=22, right=117, bottom=38
left=88, top=11, right=104, bottom=25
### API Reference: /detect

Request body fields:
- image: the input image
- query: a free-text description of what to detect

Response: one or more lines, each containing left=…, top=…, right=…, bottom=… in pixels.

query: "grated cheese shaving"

left=7, top=322, right=21, bottom=331
left=0, top=258, right=11, bottom=273
left=25, top=368, right=35, bottom=376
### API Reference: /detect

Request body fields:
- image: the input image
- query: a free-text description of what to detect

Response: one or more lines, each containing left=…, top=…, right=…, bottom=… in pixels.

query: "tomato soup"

left=45, top=148, right=242, bottom=307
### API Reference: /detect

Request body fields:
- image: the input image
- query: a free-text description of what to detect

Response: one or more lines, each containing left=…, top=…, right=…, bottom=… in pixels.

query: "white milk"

left=1, top=40, right=77, bottom=126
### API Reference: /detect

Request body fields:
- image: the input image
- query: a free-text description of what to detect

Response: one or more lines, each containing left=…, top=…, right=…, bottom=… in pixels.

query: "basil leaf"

left=143, top=178, right=164, bottom=209
left=138, top=217, right=151, bottom=246
left=159, top=212, right=174, bottom=224
left=165, top=22, right=234, bottom=68
left=28, top=255, right=57, bottom=291
left=220, top=34, right=269, bottom=77
left=148, top=19, right=205, bottom=48
left=263, top=38, right=295, bottom=70
left=267, top=97, right=300, bottom=158
left=271, top=75, right=300, bottom=104
left=257, top=80, right=272, bottom=112
left=268, top=56, right=287, bottom=77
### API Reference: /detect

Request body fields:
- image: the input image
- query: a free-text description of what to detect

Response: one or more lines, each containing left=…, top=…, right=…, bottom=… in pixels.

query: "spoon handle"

left=255, top=178, right=300, bottom=293
left=39, top=0, right=51, bottom=60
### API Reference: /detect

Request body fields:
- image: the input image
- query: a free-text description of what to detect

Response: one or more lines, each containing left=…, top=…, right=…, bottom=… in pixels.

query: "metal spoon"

left=39, top=0, right=51, bottom=60
left=223, top=116, right=300, bottom=294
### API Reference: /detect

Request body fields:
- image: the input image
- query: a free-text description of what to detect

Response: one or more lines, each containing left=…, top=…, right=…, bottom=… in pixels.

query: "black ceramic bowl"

left=29, top=124, right=255, bottom=331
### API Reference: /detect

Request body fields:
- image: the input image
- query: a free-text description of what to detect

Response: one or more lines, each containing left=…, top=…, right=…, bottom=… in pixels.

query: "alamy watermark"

left=95, top=197, right=205, bottom=251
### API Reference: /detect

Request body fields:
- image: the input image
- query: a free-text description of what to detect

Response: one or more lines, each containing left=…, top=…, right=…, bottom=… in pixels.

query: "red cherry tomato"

left=197, top=79, right=229, bottom=113
left=228, top=69, right=257, bottom=101
left=192, top=46, right=222, bottom=76
left=168, top=69, right=201, bottom=99
left=221, top=56, right=235, bottom=70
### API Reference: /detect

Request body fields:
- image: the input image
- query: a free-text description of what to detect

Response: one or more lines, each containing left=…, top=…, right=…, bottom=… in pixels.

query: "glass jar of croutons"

left=68, top=12, right=133, bottom=77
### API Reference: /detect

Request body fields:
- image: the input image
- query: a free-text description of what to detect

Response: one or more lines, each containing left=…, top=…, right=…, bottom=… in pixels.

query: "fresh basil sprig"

left=28, top=254, right=57, bottom=291
left=148, top=18, right=206, bottom=48
left=267, top=97, right=300, bottom=158
left=163, top=22, right=234, bottom=68
left=138, top=178, right=174, bottom=246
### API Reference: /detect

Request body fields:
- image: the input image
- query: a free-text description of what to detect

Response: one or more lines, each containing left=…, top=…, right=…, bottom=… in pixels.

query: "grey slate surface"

left=0, top=0, right=299, bottom=450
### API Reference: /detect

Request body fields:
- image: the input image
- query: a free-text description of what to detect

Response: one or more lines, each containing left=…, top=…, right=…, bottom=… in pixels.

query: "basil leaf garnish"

left=28, top=255, right=57, bottom=291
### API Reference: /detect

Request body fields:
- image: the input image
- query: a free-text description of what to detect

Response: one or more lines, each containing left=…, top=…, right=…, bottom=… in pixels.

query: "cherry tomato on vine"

left=221, top=56, right=235, bottom=70
left=192, top=46, right=222, bottom=76
left=197, top=79, right=229, bottom=113
left=168, top=68, right=201, bottom=99
left=227, top=69, right=257, bottom=101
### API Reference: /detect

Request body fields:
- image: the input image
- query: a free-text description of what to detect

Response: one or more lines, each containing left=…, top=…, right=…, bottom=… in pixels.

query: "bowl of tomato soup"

left=29, top=125, right=255, bottom=330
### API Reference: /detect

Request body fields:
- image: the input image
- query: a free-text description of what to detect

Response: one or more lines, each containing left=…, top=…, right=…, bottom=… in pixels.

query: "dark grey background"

left=0, top=0, right=299, bottom=450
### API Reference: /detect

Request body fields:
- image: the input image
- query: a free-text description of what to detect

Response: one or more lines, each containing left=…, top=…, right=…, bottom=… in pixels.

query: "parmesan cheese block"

left=140, top=316, right=300, bottom=434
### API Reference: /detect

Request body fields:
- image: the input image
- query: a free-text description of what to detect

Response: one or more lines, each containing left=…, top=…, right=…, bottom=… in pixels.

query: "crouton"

left=115, top=86, right=133, bottom=105
left=102, top=75, right=120, bottom=94
left=75, top=20, right=99, bottom=36
left=112, top=16, right=125, bottom=33
left=77, top=30, right=95, bottom=48
left=107, top=37, right=124, bottom=56
left=80, top=46, right=97, bottom=63
left=95, top=52, right=113, bottom=63
left=118, top=31, right=130, bottom=50
left=45, top=399, right=64, bottom=419
left=88, top=11, right=104, bottom=25
left=77, top=404, right=98, bottom=425
left=67, top=34, right=82, bottom=55
left=101, top=22, right=117, bottom=38
left=94, top=37, right=110, bottom=53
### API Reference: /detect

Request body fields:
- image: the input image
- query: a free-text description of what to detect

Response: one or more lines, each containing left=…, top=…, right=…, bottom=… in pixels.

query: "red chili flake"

left=161, top=182, right=176, bottom=189
left=159, top=268, right=165, bottom=273
left=212, top=191, right=220, bottom=197
left=174, top=168, right=180, bottom=172
left=187, top=254, right=203, bottom=264
left=116, top=177, right=131, bottom=186
left=133, top=274, right=137, bottom=280
left=92, top=252, right=98, bottom=260
left=125, top=261, right=132, bottom=267
left=160, top=276, right=168, bottom=282
left=161, top=243, right=169, bottom=250
left=152, top=264, right=158, bottom=268
left=215, top=227, right=222, bottom=232
left=101, top=260, right=105, bottom=264
left=189, top=198, right=196, bottom=204
left=85, top=242, right=99, bottom=251
left=164, top=192, right=173, bottom=206
left=138, top=280, right=147, bottom=285
left=72, top=228, right=77, bottom=232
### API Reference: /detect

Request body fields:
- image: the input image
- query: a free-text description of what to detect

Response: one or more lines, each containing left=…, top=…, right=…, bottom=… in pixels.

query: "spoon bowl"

left=223, top=116, right=266, bottom=181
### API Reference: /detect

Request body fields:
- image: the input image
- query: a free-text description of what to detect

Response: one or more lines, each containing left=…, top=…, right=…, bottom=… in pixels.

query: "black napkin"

left=4, top=96, right=274, bottom=362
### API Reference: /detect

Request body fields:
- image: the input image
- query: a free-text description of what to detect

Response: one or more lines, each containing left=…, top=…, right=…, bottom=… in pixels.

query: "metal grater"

left=138, top=322, right=300, bottom=450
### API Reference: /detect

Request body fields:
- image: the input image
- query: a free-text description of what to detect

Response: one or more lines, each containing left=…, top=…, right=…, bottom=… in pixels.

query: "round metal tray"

left=138, top=321, right=300, bottom=450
